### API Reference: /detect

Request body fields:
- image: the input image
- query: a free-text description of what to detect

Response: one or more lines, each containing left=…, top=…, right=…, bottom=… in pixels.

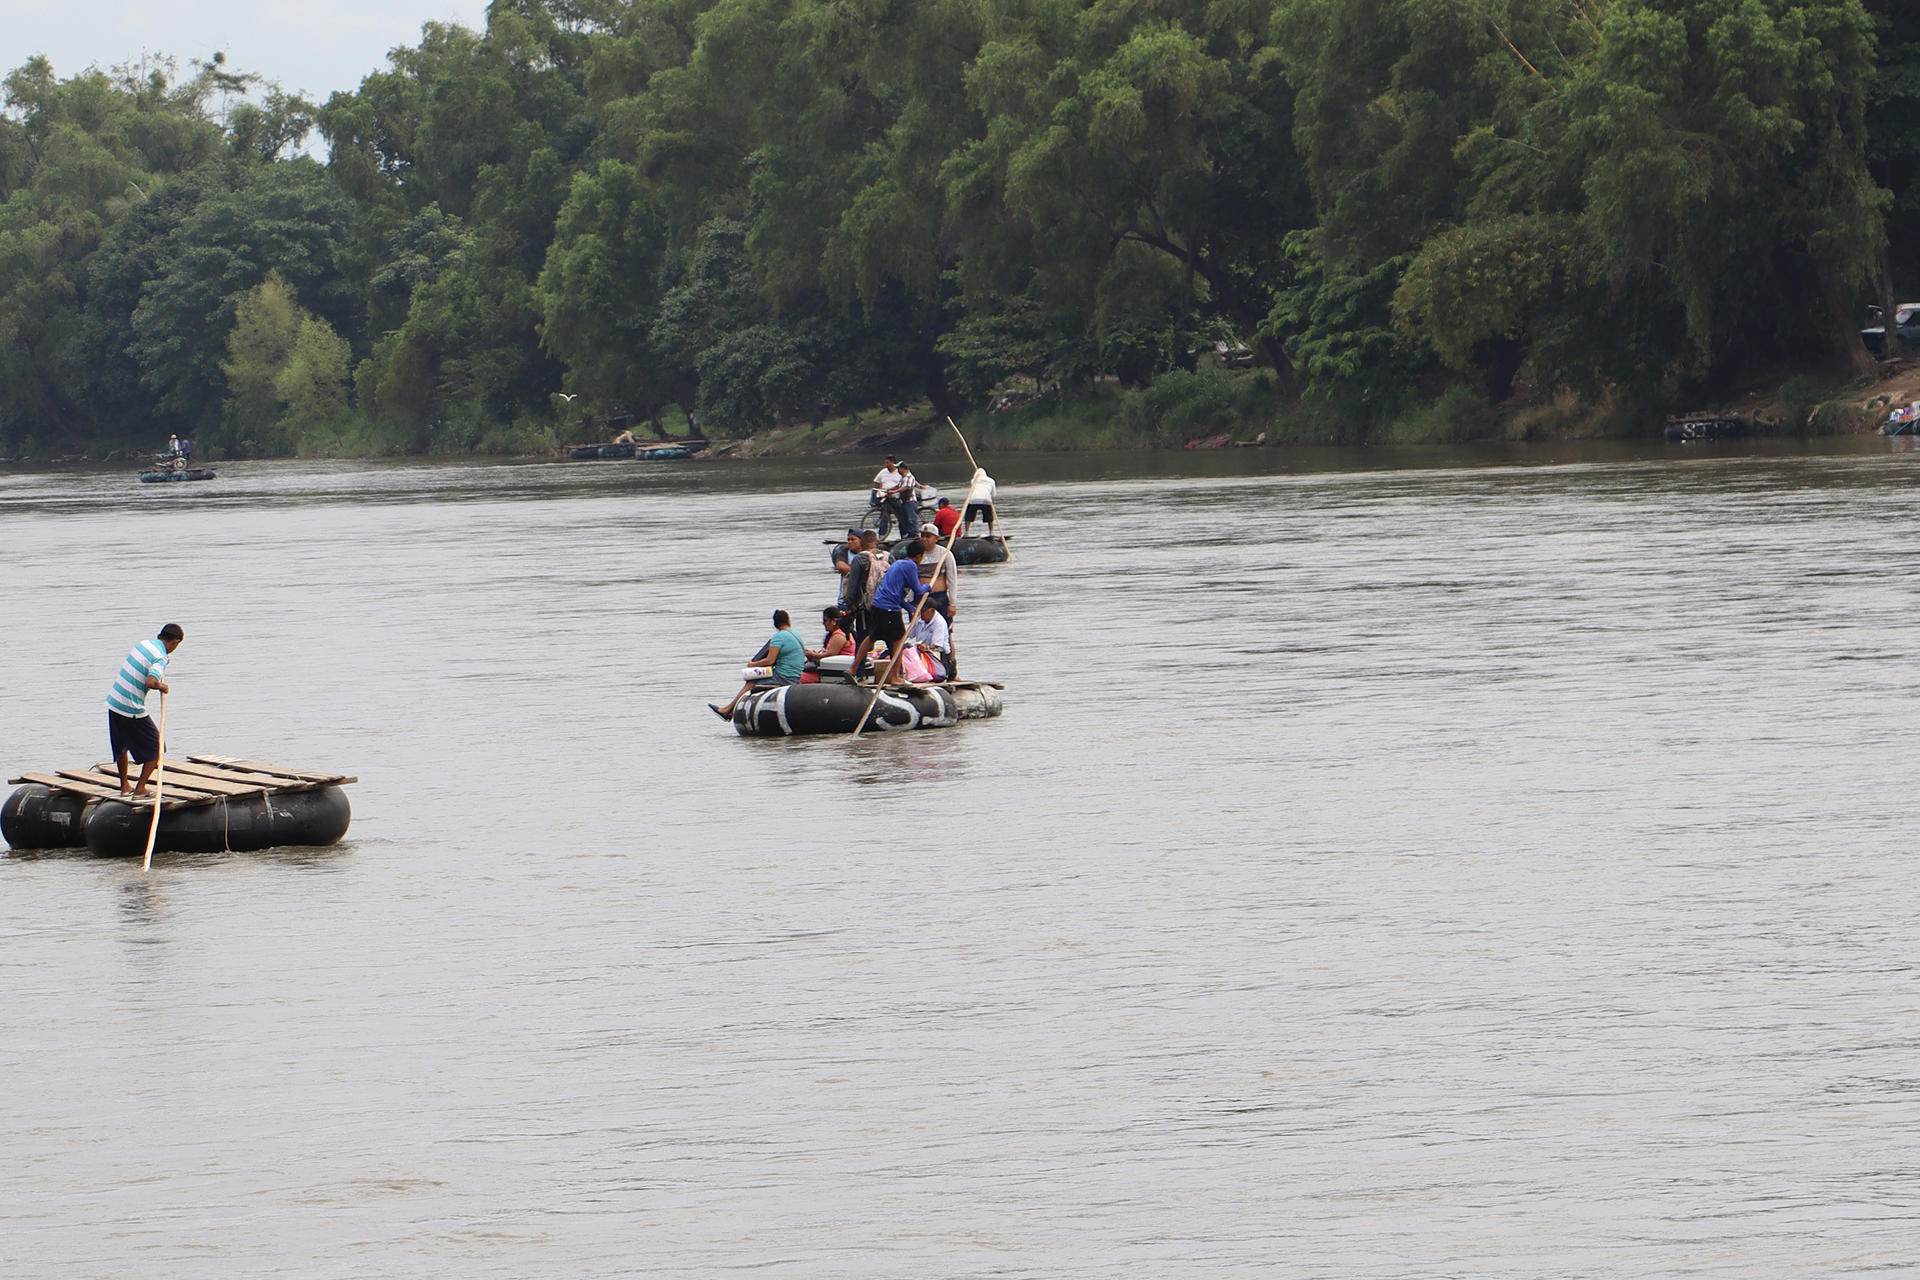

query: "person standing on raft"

left=711, top=610, right=807, bottom=719
left=963, top=467, right=997, bottom=534
left=107, top=623, right=182, bottom=797
left=851, top=543, right=929, bottom=686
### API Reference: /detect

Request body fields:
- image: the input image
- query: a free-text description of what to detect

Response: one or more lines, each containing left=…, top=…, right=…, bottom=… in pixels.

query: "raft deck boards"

left=8, top=755, right=356, bottom=811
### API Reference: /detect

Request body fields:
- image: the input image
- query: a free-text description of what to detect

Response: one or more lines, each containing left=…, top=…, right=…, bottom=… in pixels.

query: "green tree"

left=221, top=271, right=302, bottom=437
left=276, top=315, right=353, bottom=438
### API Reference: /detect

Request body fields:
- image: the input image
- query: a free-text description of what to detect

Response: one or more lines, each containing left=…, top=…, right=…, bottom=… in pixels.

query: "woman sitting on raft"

left=800, top=607, right=853, bottom=683
left=711, top=609, right=806, bottom=718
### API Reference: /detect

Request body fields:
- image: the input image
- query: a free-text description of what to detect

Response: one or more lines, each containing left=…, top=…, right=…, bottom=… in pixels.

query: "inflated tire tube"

left=733, top=683, right=962, bottom=736
left=2, top=785, right=93, bottom=849
left=889, top=536, right=1008, bottom=565
left=83, top=786, right=352, bottom=857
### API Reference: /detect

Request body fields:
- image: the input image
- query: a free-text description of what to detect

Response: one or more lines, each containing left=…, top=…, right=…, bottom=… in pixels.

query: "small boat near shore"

left=3, top=755, right=355, bottom=856
left=1664, top=416, right=1748, bottom=442
left=565, top=440, right=702, bottom=460
left=139, top=467, right=217, bottom=482
left=731, top=679, right=1004, bottom=737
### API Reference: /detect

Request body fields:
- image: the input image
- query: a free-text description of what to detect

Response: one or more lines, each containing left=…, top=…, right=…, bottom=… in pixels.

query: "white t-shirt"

left=908, top=611, right=951, bottom=652
left=872, top=466, right=902, bottom=495
left=967, top=473, right=996, bottom=504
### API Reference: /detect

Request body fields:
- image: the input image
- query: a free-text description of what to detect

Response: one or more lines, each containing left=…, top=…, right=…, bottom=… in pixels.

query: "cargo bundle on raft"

left=3, top=756, right=355, bottom=857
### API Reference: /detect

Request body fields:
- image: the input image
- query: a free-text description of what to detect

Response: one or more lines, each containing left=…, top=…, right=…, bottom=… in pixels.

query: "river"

left=2, top=439, right=1916, bottom=1276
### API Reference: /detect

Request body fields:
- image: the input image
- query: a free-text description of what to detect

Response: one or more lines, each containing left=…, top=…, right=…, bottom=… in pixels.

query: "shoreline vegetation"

left=11, top=359, right=1917, bottom=464
left=7, top=4, right=1920, bottom=467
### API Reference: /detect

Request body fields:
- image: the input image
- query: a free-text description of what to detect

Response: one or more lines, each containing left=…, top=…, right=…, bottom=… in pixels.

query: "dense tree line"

left=2, top=0, right=1916, bottom=456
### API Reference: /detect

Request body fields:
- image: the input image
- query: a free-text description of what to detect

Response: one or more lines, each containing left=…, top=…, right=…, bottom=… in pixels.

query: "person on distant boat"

left=711, top=610, right=807, bottom=719
left=891, top=463, right=922, bottom=542
left=963, top=467, right=997, bottom=534
left=107, top=623, right=183, bottom=797
left=830, top=528, right=862, bottom=580
left=852, top=542, right=929, bottom=686
left=905, top=597, right=952, bottom=681
left=180, top=437, right=192, bottom=461
left=167, top=434, right=181, bottom=456
left=611, top=428, right=635, bottom=444
left=870, top=455, right=904, bottom=537
left=932, top=497, right=960, bottom=539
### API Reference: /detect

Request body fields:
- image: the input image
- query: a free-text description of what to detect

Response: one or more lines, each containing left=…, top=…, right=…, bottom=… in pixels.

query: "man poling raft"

left=1, top=624, right=356, bottom=858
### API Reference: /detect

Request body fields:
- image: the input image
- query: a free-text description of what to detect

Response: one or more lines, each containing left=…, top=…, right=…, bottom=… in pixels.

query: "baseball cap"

left=920, top=523, right=938, bottom=535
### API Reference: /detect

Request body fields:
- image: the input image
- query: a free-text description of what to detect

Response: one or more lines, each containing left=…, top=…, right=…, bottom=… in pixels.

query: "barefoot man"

left=107, top=623, right=182, bottom=796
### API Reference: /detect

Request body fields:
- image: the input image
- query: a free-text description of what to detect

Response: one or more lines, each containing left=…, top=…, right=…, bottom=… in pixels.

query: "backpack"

left=858, top=550, right=892, bottom=609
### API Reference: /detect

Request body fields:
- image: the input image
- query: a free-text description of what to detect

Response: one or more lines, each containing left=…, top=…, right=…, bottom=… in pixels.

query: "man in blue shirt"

left=851, top=544, right=929, bottom=686
left=107, top=623, right=183, bottom=796
left=711, top=610, right=808, bottom=719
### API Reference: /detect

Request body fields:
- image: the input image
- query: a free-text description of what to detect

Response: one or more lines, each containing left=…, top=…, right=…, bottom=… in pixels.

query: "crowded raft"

left=712, top=447, right=1010, bottom=737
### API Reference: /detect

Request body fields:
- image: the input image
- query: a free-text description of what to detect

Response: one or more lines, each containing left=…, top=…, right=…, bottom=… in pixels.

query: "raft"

left=732, top=679, right=1003, bottom=737
left=1663, top=416, right=1747, bottom=442
left=139, top=468, right=217, bottom=482
left=3, top=755, right=355, bottom=856
left=890, top=535, right=1009, bottom=565
left=567, top=442, right=636, bottom=460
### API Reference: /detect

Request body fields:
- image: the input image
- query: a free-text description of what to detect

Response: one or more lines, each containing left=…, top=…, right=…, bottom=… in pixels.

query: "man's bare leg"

left=128, top=759, right=157, bottom=798
left=116, top=751, right=130, bottom=795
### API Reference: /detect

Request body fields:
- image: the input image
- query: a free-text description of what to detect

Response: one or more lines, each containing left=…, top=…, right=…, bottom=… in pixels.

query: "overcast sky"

left=4, top=0, right=492, bottom=103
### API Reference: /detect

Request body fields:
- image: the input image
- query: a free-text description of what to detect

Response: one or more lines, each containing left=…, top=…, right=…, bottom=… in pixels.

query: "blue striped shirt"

left=106, top=639, right=167, bottom=718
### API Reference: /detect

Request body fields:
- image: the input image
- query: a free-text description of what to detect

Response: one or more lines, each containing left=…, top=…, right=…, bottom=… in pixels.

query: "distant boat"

left=566, top=442, right=636, bottom=460
left=138, top=467, right=216, bottom=483
left=1664, top=416, right=1747, bottom=442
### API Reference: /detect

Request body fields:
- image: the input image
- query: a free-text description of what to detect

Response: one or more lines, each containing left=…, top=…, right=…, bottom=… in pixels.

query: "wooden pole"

left=850, top=418, right=981, bottom=737
left=141, top=692, right=167, bottom=871
left=947, top=415, right=1010, bottom=561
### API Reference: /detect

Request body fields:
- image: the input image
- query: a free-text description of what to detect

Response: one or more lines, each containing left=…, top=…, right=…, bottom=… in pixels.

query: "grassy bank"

left=18, top=363, right=1909, bottom=465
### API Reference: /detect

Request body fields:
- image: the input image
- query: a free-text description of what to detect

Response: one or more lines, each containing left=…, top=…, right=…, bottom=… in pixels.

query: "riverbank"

left=14, top=360, right=1918, bottom=467
left=716, top=360, right=1920, bottom=458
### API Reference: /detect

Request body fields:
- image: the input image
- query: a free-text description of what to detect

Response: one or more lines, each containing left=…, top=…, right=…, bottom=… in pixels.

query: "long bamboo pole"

left=850, top=416, right=981, bottom=737
left=946, top=415, right=1010, bottom=561
left=141, top=692, right=167, bottom=871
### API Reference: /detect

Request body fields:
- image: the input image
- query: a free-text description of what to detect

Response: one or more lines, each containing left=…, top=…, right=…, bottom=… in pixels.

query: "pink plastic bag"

left=897, top=646, right=937, bottom=683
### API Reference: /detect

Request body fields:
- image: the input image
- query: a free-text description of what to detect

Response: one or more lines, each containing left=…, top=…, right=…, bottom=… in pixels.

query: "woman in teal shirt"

left=711, top=610, right=807, bottom=719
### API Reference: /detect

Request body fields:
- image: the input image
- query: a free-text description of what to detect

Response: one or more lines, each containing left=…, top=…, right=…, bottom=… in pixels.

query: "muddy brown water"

left=3, top=440, right=1917, bottom=1275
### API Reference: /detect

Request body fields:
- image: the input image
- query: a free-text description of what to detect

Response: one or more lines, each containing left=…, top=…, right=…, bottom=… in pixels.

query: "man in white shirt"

left=870, top=455, right=903, bottom=536
left=906, top=597, right=952, bottom=681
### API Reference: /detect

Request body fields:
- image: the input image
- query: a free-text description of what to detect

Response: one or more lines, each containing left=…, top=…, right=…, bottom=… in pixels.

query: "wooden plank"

left=88, top=762, right=272, bottom=797
left=187, top=756, right=353, bottom=785
left=15, top=772, right=126, bottom=800
left=133, top=759, right=308, bottom=792
left=13, top=772, right=206, bottom=811
left=55, top=770, right=224, bottom=804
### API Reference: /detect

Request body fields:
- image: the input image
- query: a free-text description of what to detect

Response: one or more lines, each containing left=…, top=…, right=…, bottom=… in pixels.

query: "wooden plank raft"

left=8, top=755, right=356, bottom=812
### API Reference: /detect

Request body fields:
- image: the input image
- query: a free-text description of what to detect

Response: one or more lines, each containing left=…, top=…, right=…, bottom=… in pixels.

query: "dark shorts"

left=870, top=608, right=907, bottom=647
left=927, top=589, right=952, bottom=618
left=109, top=711, right=160, bottom=763
left=754, top=672, right=801, bottom=688
left=964, top=501, right=994, bottom=524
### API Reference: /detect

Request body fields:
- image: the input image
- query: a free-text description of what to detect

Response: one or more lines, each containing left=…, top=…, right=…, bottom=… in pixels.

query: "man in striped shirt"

left=108, top=623, right=183, bottom=797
